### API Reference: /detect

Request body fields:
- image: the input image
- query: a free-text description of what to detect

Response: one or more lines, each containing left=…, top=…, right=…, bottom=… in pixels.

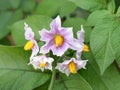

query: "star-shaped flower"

left=55, top=58, right=88, bottom=76
left=29, top=55, right=54, bottom=71
left=39, top=16, right=73, bottom=56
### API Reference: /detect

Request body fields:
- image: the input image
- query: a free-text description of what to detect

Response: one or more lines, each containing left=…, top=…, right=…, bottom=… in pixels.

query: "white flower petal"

left=55, top=63, right=70, bottom=76
left=41, top=68, right=44, bottom=72
left=30, top=40, right=39, bottom=61
left=50, top=15, right=61, bottom=31
left=29, top=55, right=54, bottom=71
left=55, top=58, right=88, bottom=76
left=69, top=39, right=84, bottom=52
left=76, top=52, right=82, bottom=60
left=46, top=64, right=52, bottom=71
left=77, top=25, right=85, bottom=42
left=76, top=60, right=88, bottom=69
left=24, top=22, right=34, bottom=40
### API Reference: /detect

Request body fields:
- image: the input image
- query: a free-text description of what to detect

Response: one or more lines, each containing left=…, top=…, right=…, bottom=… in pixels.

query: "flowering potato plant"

left=23, top=16, right=88, bottom=89
left=0, top=0, right=120, bottom=90
left=24, top=16, right=88, bottom=75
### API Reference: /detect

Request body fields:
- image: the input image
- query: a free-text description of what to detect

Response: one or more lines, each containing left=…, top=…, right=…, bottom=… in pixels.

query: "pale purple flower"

left=70, top=25, right=85, bottom=59
left=24, top=23, right=39, bottom=60
left=55, top=57, right=88, bottom=76
left=29, top=55, right=54, bottom=71
left=39, top=16, right=73, bottom=56
left=77, top=25, right=85, bottom=43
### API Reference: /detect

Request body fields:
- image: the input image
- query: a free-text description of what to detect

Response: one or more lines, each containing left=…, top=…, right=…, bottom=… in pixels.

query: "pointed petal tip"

left=56, top=15, right=61, bottom=19
left=24, top=22, right=29, bottom=28
left=24, top=22, right=27, bottom=25
left=80, top=25, right=85, bottom=32
left=81, top=25, right=83, bottom=28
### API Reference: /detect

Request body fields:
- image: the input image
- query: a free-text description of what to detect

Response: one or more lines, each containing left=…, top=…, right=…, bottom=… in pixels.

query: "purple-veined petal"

left=60, top=27, right=73, bottom=43
left=55, top=60, right=71, bottom=76
left=55, top=57, right=88, bottom=76
left=39, top=29, right=54, bottom=42
left=50, top=16, right=61, bottom=33
left=70, top=39, right=84, bottom=52
left=29, top=56, right=40, bottom=69
left=55, top=63, right=70, bottom=76
left=77, top=25, right=85, bottom=43
left=44, top=57, right=54, bottom=71
left=40, top=45, right=50, bottom=54
left=29, top=55, right=54, bottom=71
left=76, top=52, right=82, bottom=60
left=45, top=64, right=52, bottom=71
left=24, top=22, right=34, bottom=40
left=30, top=40, right=39, bottom=60
left=61, top=65, right=70, bottom=76
left=62, top=59, right=72, bottom=65
left=51, top=42, right=70, bottom=56
left=40, top=40, right=54, bottom=54
left=75, top=60, right=88, bottom=70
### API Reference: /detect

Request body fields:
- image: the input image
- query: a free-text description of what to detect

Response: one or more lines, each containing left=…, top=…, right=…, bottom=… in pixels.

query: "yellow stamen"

left=68, top=61, right=77, bottom=73
left=83, top=44, right=89, bottom=52
left=40, top=63, right=46, bottom=68
left=54, top=35, right=63, bottom=47
left=24, top=40, right=34, bottom=50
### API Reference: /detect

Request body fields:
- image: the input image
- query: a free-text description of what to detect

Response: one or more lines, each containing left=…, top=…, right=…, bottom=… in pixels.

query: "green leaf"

left=9, top=0, right=20, bottom=9
left=0, top=12, right=12, bottom=39
left=87, top=10, right=110, bottom=26
left=63, top=17, right=91, bottom=43
left=7, top=10, right=23, bottom=25
left=21, top=0, right=36, bottom=12
left=0, top=0, right=20, bottom=10
left=69, top=0, right=105, bottom=11
left=11, top=15, right=52, bottom=46
left=53, top=74, right=92, bottom=90
left=34, top=80, right=49, bottom=90
left=0, top=46, right=50, bottom=90
left=116, top=6, right=120, bottom=17
left=90, top=15, right=119, bottom=74
left=111, top=26, right=120, bottom=66
left=0, top=10, right=22, bottom=39
left=63, top=18, right=86, bottom=31
left=0, top=0, right=10, bottom=10
left=59, top=1, right=76, bottom=17
left=108, top=0, right=115, bottom=14
left=81, top=52, right=120, bottom=90
left=35, top=0, right=67, bottom=17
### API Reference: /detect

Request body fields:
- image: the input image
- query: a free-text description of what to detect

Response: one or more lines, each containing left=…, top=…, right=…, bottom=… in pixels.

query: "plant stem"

left=48, top=67, right=56, bottom=90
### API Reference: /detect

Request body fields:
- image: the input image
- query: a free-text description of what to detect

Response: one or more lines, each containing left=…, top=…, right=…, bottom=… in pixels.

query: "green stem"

left=48, top=67, right=56, bottom=90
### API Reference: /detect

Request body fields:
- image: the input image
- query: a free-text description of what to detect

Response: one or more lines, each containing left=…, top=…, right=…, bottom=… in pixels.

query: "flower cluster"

left=24, top=16, right=89, bottom=76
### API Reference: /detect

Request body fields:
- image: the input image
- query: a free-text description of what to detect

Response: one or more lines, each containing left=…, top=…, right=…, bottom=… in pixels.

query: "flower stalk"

left=48, top=65, right=56, bottom=90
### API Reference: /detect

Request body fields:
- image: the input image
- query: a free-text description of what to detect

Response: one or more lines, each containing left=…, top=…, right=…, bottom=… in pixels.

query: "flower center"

left=54, top=35, right=63, bottom=47
left=83, top=44, right=89, bottom=52
left=40, top=63, right=47, bottom=68
left=68, top=61, right=77, bottom=73
left=24, top=40, right=34, bottom=50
